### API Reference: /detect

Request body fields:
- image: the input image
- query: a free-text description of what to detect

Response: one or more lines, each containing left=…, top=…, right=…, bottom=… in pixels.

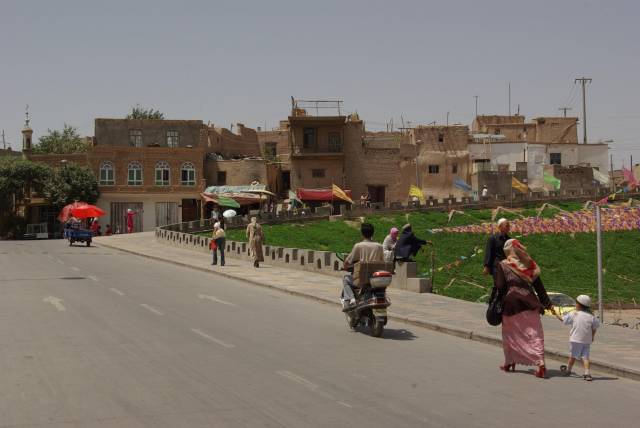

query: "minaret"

left=22, top=105, right=33, bottom=153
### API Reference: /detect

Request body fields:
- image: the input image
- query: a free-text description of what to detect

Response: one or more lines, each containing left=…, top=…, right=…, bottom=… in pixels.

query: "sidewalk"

left=96, top=232, right=640, bottom=381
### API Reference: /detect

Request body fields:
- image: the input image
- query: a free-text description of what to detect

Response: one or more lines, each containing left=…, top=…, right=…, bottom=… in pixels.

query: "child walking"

left=557, top=295, right=600, bottom=381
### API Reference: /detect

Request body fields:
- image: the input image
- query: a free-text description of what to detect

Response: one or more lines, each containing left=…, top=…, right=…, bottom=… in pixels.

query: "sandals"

left=499, top=363, right=515, bottom=372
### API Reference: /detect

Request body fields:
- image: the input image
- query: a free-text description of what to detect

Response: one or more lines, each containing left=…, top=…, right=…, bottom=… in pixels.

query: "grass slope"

left=210, top=202, right=640, bottom=304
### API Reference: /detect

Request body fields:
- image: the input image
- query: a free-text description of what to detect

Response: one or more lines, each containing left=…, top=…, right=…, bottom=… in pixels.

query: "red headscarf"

left=502, top=239, right=540, bottom=284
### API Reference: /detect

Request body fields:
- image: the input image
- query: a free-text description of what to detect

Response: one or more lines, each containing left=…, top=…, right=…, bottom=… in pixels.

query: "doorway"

left=181, top=199, right=199, bottom=222
left=155, top=202, right=178, bottom=227
left=367, top=185, right=386, bottom=205
left=111, top=202, right=143, bottom=234
left=281, top=171, right=291, bottom=196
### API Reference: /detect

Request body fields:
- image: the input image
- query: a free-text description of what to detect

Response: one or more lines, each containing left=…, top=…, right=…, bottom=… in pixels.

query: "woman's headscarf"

left=502, top=239, right=540, bottom=284
left=390, top=227, right=399, bottom=240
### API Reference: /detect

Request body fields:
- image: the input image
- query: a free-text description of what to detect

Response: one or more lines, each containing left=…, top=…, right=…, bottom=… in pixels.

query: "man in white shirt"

left=341, top=223, right=384, bottom=309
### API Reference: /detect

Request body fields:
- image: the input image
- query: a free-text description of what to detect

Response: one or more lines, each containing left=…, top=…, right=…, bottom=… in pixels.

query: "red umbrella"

left=70, top=204, right=106, bottom=219
left=58, top=201, right=88, bottom=222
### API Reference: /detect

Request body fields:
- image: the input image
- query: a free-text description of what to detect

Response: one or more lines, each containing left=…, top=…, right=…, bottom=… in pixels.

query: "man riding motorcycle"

left=341, top=223, right=384, bottom=309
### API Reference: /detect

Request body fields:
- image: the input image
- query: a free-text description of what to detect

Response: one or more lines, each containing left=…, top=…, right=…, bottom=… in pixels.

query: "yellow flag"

left=332, top=184, right=354, bottom=204
left=409, top=185, right=425, bottom=203
left=511, top=176, right=528, bottom=193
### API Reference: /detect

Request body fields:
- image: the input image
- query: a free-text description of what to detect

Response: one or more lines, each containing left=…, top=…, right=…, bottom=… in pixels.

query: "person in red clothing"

left=126, top=209, right=137, bottom=233
left=90, top=219, right=100, bottom=236
left=495, top=239, right=558, bottom=378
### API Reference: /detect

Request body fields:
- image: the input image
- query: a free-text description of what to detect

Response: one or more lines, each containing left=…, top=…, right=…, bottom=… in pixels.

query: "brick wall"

left=95, top=119, right=206, bottom=148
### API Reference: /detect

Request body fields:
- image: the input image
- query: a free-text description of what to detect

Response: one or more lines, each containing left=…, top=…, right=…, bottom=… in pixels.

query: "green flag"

left=543, top=173, right=561, bottom=190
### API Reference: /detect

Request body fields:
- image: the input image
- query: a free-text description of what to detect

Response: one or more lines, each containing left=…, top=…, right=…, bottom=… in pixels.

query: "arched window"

left=99, top=161, right=115, bottom=185
left=127, top=162, right=143, bottom=186
left=155, top=161, right=171, bottom=186
left=181, top=162, right=196, bottom=186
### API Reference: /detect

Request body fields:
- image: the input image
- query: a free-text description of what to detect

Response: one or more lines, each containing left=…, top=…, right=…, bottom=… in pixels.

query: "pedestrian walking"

left=246, top=217, right=264, bottom=268
left=482, top=185, right=489, bottom=198
left=494, top=239, right=557, bottom=378
left=483, top=218, right=511, bottom=280
left=558, top=295, right=600, bottom=381
left=211, top=222, right=226, bottom=266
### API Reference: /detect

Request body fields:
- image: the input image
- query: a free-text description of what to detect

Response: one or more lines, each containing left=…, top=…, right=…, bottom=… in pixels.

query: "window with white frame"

left=99, top=161, right=115, bottom=185
left=129, top=129, right=143, bottom=147
left=127, top=162, right=143, bottom=185
left=155, top=161, right=171, bottom=186
left=181, top=162, right=196, bottom=186
left=166, top=130, right=179, bottom=148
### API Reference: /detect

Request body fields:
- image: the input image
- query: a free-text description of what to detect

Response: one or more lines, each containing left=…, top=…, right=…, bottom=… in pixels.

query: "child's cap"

left=576, top=295, right=591, bottom=307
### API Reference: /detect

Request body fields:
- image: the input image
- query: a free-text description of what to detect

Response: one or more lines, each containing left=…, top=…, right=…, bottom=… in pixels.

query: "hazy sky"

left=1, top=0, right=638, bottom=169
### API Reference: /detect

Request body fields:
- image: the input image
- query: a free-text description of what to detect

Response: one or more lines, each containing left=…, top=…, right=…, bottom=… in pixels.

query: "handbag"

left=209, top=240, right=217, bottom=251
left=486, top=286, right=504, bottom=326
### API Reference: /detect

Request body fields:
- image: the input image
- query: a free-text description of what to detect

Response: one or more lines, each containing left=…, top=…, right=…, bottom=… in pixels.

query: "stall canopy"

left=204, top=184, right=275, bottom=196
left=296, top=187, right=353, bottom=202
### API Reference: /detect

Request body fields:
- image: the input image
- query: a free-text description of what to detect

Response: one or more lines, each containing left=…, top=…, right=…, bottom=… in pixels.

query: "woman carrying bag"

left=493, top=239, right=558, bottom=378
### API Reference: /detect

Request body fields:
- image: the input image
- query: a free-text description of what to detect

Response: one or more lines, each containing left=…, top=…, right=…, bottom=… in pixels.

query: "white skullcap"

left=576, top=295, right=591, bottom=307
left=497, top=218, right=509, bottom=227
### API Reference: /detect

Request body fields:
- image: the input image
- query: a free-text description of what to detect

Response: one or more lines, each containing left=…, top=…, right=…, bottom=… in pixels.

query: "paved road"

left=1, top=240, right=639, bottom=427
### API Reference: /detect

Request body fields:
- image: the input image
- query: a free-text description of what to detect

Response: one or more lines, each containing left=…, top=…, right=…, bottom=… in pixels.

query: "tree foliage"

left=0, top=157, right=51, bottom=214
left=43, top=162, right=99, bottom=208
left=126, top=104, right=164, bottom=120
left=32, top=124, right=90, bottom=154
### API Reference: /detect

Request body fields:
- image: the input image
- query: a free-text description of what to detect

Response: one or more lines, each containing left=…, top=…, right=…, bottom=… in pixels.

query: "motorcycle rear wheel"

left=370, top=315, right=384, bottom=337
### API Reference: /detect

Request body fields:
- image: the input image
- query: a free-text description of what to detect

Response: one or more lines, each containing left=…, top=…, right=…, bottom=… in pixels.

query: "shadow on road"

left=381, top=328, right=418, bottom=341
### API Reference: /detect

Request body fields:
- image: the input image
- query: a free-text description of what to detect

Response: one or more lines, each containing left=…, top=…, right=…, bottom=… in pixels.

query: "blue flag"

left=453, top=177, right=472, bottom=192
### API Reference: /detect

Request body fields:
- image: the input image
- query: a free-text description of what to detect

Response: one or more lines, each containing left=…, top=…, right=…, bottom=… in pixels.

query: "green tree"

left=32, top=124, right=90, bottom=154
left=0, top=157, right=51, bottom=214
left=43, top=163, right=99, bottom=208
left=126, top=104, right=164, bottom=120
left=0, top=157, right=52, bottom=236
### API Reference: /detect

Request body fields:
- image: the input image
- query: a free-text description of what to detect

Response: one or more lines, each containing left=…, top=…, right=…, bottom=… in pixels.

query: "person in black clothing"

left=483, top=218, right=511, bottom=278
left=394, top=224, right=427, bottom=262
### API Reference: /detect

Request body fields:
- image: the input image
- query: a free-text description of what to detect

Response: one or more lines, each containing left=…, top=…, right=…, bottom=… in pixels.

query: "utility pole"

left=1, top=130, right=5, bottom=149
left=595, top=204, right=604, bottom=322
left=610, top=154, right=614, bottom=192
left=508, top=83, right=511, bottom=116
left=575, top=77, right=592, bottom=144
left=558, top=107, right=572, bottom=117
left=446, top=112, right=450, bottom=126
left=474, top=96, right=478, bottom=117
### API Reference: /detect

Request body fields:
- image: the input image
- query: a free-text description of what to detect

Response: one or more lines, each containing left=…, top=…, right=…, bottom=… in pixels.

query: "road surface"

left=1, top=239, right=639, bottom=427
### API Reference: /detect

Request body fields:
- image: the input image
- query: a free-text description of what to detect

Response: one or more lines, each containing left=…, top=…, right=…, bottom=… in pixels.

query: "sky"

left=1, top=0, right=639, bottom=169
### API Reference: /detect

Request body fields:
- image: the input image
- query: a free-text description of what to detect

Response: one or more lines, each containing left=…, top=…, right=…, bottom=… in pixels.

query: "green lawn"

left=201, top=202, right=640, bottom=305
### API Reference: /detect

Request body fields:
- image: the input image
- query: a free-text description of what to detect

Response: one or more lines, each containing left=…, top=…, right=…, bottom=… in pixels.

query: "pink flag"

left=623, top=168, right=638, bottom=188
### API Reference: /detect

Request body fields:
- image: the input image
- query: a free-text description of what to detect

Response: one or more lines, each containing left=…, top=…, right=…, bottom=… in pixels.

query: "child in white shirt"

left=558, top=294, right=600, bottom=381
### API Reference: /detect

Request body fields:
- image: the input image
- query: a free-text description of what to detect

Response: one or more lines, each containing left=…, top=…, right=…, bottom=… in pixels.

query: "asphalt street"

left=1, top=239, right=639, bottom=428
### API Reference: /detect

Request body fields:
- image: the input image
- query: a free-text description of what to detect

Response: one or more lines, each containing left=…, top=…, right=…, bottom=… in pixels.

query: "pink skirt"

left=501, top=309, right=545, bottom=366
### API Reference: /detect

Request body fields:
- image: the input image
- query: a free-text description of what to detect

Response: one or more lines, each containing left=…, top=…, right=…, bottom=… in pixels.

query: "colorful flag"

left=511, top=176, right=528, bottom=193
left=543, top=173, right=561, bottom=190
left=331, top=183, right=354, bottom=204
left=592, top=168, right=610, bottom=186
left=453, top=177, right=472, bottom=192
left=408, top=185, right=425, bottom=203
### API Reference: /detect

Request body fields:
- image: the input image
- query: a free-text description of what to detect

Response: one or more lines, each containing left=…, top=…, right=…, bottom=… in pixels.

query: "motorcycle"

left=343, top=270, right=393, bottom=337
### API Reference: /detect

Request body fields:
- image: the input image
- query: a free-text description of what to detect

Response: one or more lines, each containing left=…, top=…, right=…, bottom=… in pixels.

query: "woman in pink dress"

left=495, top=239, right=557, bottom=378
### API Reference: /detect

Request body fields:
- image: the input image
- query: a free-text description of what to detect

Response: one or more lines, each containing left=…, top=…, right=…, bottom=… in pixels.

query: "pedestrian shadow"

left=381, top=328, right=418, bottom=341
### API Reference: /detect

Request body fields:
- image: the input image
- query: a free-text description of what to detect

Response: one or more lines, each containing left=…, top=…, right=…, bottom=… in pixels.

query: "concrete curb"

left=98, top=240, right=640, bottom=382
